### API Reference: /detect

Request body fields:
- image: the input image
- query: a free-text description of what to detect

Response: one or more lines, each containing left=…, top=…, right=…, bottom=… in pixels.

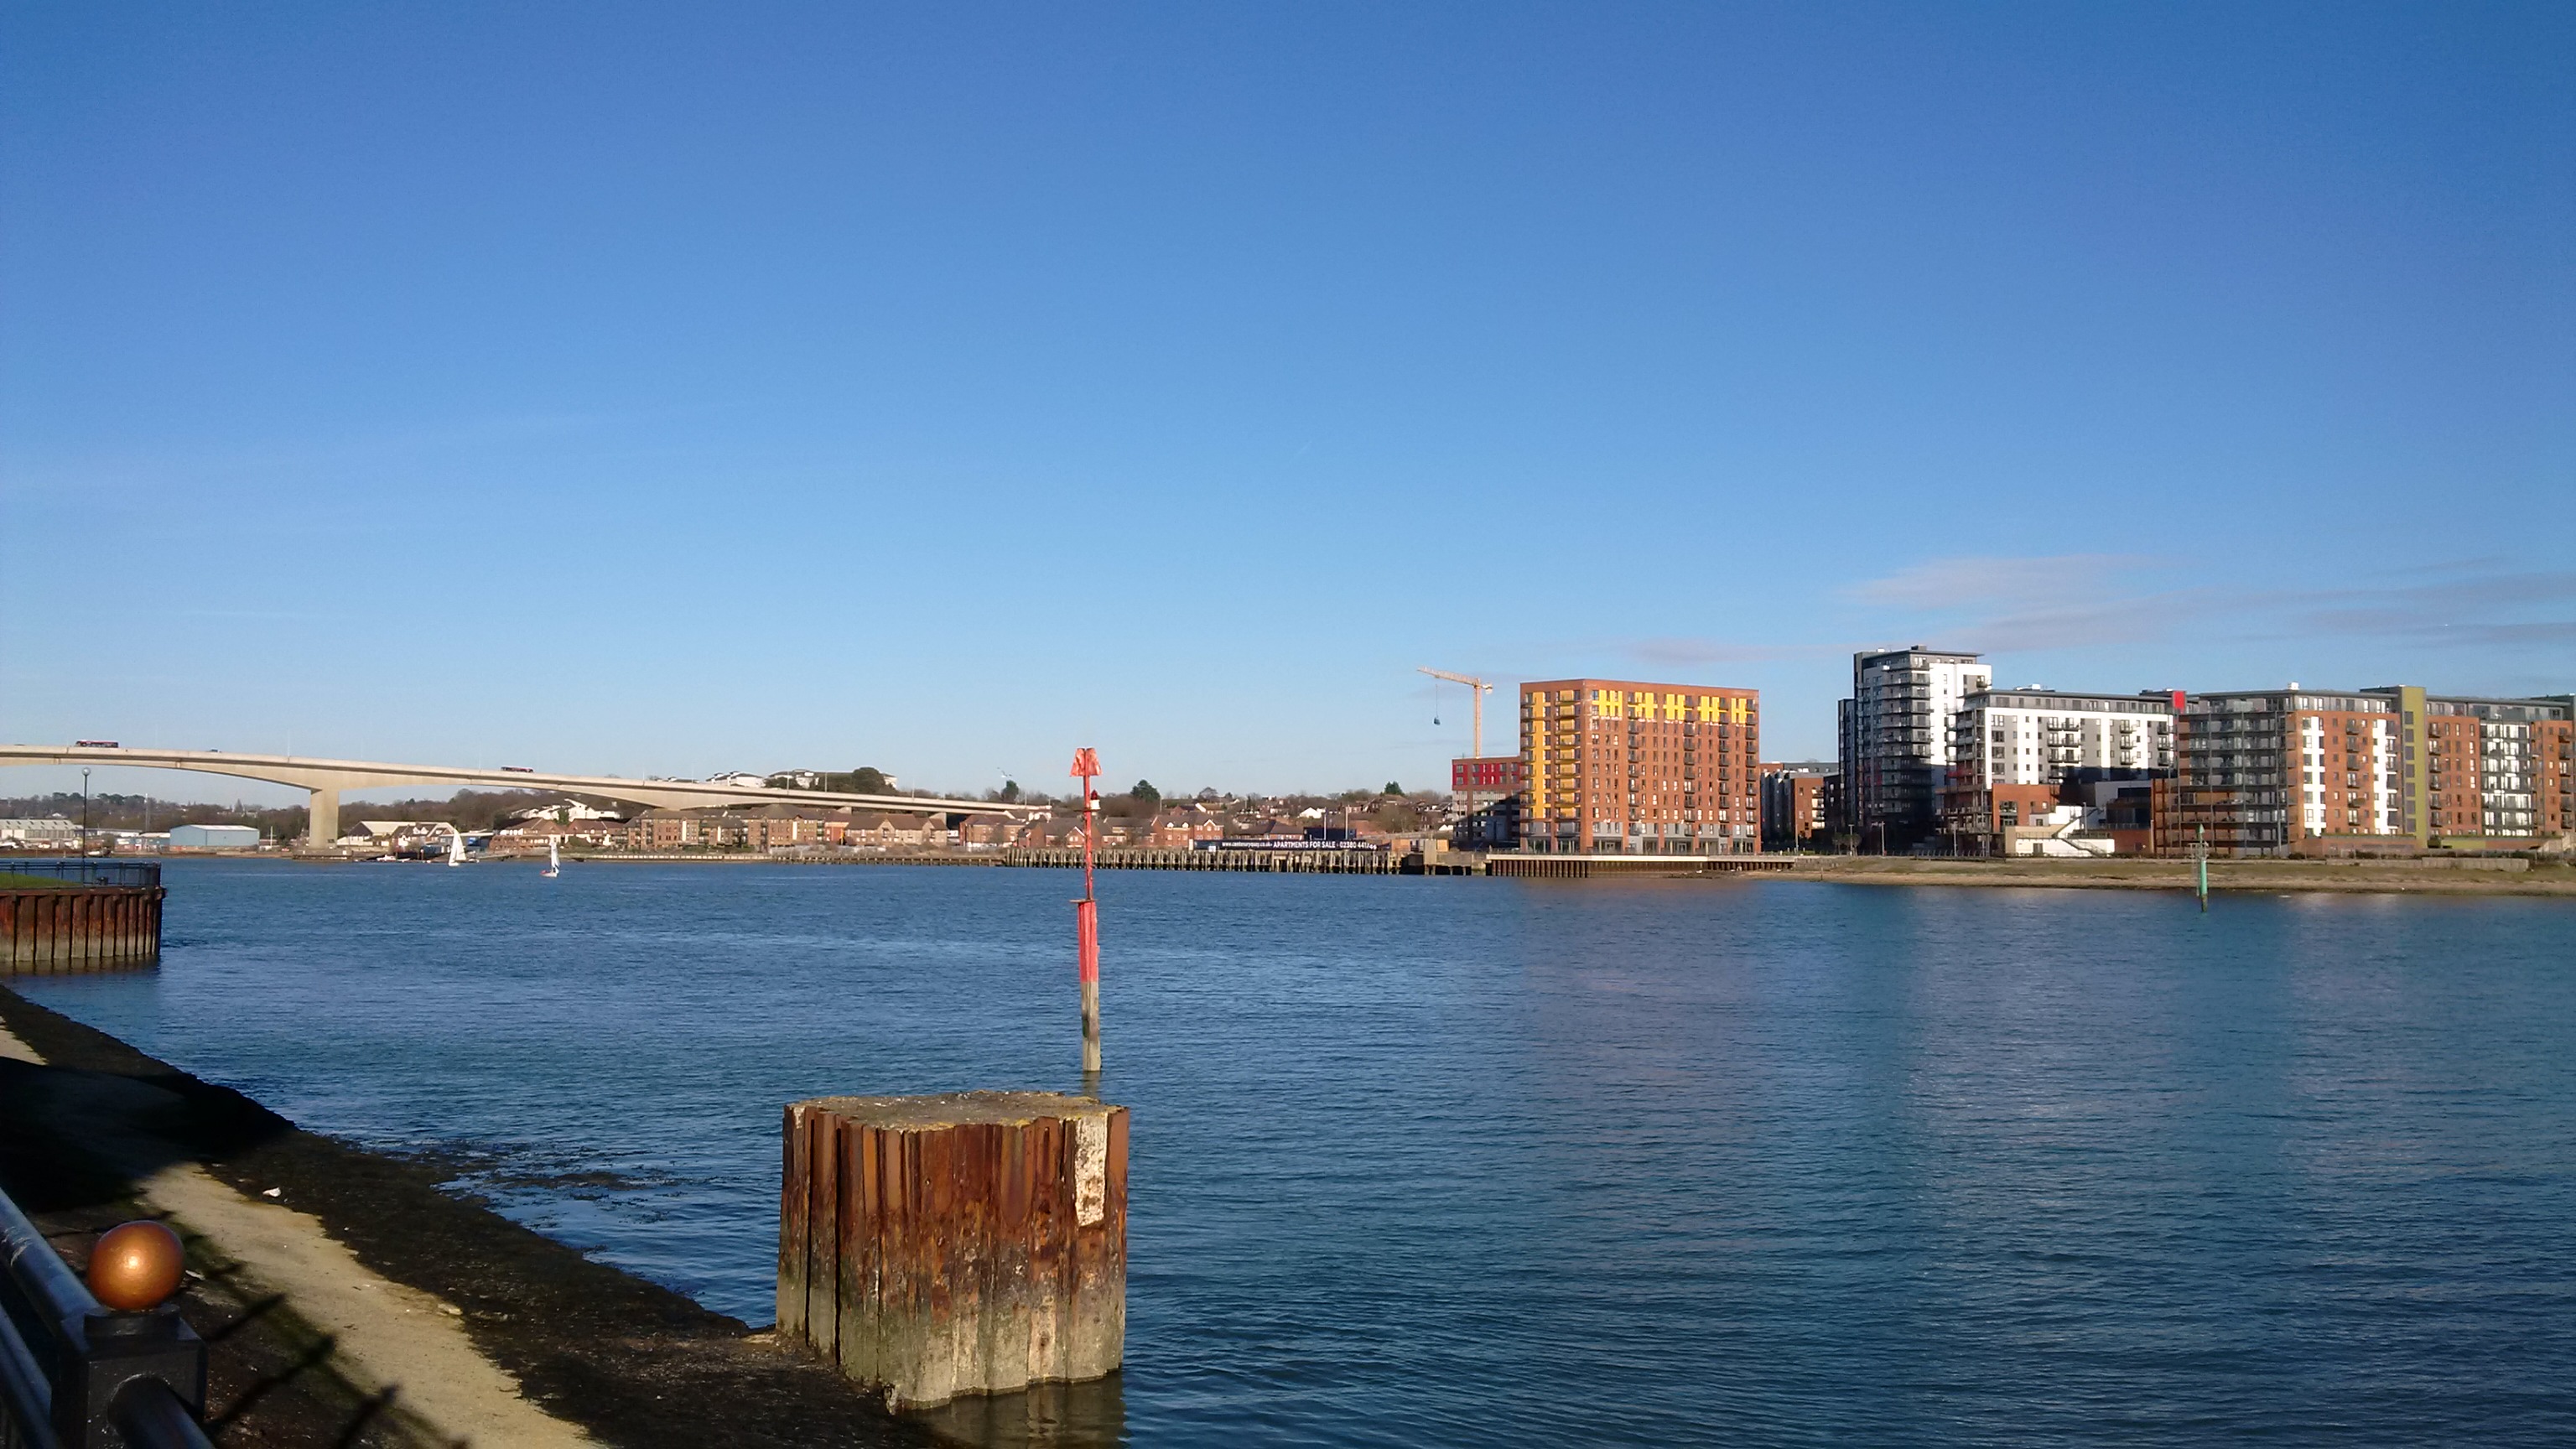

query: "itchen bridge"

left=0, top=745, right=1019, bottom=847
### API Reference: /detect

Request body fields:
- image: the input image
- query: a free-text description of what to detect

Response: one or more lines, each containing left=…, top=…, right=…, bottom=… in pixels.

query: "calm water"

left=17, top=860, right=2576, bottom=1445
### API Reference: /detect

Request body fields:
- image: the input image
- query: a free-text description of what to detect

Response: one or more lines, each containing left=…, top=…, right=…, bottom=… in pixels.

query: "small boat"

left=543, top=836, right=561, bottom=879
left=447, top=830, right=465, bottom=867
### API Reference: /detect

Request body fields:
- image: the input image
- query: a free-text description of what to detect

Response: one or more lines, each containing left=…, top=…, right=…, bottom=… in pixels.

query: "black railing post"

left=0, top=1188, right=209, bottom=1449
left=51, top=1311, right=205, bottom=1449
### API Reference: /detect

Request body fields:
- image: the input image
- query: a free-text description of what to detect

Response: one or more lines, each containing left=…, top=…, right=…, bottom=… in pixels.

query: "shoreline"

left=371, top=849, right=2576, bottom=898
left=53, top=848, right=2576, bottom=898
left=0, top=984, right=943, bottom=1448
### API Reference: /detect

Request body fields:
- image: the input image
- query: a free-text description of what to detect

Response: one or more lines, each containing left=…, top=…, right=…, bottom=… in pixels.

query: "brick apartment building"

left=845, top=813, right=942, bottom=850
left=2416, top=694, right=2573, bottom=842
left=2158, top=686, right=2573, bottom=856
left=1758, top=763, right=1830, bottom=851
left=1519, top=678, right=1761, bottom=854
left=1149, top=810, right=1224, bottom=849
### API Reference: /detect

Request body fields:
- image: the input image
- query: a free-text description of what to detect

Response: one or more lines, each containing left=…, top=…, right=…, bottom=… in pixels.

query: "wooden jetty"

left=779, top=1092, right=1128, bottom=1410
left=0, top=861, right=164, bottom=973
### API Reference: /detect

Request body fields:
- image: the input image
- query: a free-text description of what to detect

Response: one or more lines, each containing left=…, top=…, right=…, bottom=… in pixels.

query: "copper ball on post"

left=88, top=1220, right=185, bottom=1311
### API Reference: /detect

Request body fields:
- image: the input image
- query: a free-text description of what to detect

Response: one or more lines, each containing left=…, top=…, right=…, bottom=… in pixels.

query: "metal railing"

left=0, top=861, right=160, bottom=891
left=0, top=1187, right=208, bottom=1449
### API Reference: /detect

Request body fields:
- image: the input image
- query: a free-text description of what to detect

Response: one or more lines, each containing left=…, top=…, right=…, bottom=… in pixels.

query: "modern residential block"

left=1950, top=688, right=2175, bottom=787
left=1941, top=688, right=2174, bottom=854
left=1758, top=763, right=1831, bottom=851
left=2158, top=686, right=2573, bottom=856
left=2410, top=692, right=2573, bottom=844
left=1450, top=756, right=1527, bottom=850
left=1519, top=678, right=1760, bottom=854
left=1836, top=647, right=1991, bottom=852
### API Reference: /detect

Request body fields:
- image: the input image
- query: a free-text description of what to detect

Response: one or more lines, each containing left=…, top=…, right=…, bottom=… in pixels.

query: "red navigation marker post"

left=1070, top=746, right=1103, bottom=1079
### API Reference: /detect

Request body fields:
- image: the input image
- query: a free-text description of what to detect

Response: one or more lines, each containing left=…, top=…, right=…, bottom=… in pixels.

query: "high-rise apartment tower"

left=1836, top=647, right=1990, bottom=852
left=1519, top=679, right=1761, bottom=854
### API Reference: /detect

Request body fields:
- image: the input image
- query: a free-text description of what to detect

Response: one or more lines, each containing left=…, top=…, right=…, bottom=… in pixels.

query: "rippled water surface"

left=18, top=861, right=2576, bottom=1445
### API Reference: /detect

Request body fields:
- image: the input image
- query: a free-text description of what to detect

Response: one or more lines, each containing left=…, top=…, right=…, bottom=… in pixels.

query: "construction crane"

left=1417, top=667, right=1496, bottom=761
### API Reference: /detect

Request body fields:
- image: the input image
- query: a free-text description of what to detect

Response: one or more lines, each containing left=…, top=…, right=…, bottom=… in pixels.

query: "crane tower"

left=1417, top=667, right=1496, bottom=761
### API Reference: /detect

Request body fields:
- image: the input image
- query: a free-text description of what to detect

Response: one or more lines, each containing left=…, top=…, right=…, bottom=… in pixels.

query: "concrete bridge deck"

left=0, top=744, right=1016, bottom=847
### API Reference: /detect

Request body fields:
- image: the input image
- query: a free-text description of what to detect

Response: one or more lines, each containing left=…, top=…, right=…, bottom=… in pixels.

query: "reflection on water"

left=18, top=862, right=2576, bottom=1446
left=913, top=1373, right=1124, bottom=1449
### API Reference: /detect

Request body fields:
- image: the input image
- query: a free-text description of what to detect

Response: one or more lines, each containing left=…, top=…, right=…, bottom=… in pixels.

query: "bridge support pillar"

left=305, top=787, right=340, bottom=849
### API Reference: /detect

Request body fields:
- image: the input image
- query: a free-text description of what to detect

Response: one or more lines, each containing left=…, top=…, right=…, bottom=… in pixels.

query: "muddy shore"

left=0, top=984, right=943, bottom=1448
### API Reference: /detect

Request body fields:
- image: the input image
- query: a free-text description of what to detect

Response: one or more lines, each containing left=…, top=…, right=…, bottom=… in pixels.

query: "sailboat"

left=447, top=828, right=465, bottom=867
left=543, top=835, right=561, bottom=879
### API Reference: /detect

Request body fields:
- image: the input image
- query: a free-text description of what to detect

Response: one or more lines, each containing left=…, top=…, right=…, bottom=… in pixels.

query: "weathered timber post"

left=779, top=1092, right=1127, bottom=1410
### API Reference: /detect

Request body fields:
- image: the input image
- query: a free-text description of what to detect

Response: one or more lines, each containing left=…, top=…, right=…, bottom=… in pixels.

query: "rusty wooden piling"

left=1482, top=853, right=1794, bottom=879
left=778, top=1092, right=1127, bottom=1410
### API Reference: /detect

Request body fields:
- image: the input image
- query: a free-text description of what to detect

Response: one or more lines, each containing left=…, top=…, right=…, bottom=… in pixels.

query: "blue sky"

left=4, top=3, right=2570, bottom=803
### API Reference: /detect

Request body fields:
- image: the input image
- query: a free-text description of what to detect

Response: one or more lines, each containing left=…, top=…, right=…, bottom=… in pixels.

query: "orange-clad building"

left=1519, top=678, right=1760, bottom=854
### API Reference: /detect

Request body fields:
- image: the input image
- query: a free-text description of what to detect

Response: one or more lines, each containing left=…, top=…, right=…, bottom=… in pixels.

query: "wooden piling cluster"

left=0, top=884, right=164, bottom=972
left=1483, top=854, right=1794, bottom=879
left=1001, top=846, right=1407, bottom=873
left=778, top=1092, right=1128, bottom=1410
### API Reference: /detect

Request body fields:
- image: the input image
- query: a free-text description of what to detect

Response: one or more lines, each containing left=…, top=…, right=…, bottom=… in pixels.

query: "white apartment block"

left=1952, top=689, right=2176, bottom=787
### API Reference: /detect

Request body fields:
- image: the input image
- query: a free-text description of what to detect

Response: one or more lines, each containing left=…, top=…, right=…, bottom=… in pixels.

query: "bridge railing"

left=0, top=860, right=161, bottom=890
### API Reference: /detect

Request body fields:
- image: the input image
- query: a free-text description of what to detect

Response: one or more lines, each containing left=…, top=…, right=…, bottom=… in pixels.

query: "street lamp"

left=81, top=767, right=91, bottom=854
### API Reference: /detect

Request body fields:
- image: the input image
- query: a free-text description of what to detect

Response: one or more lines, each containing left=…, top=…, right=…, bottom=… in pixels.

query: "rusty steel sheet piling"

left=777, top=1092, right=1127, bottom=1410
left=0, top=883, right=165, bottom=973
